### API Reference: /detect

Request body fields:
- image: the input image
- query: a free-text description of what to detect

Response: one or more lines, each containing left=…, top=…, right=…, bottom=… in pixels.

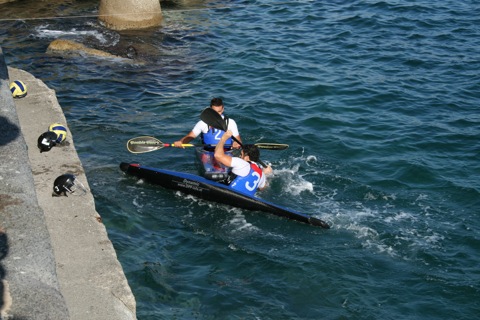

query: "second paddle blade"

left=254, top=143, right=289, bottom=150
left=200, top=107, right=228, bottom=131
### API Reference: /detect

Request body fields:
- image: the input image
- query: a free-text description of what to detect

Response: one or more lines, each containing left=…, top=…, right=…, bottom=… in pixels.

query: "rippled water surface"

left=1, top=0, right=479, bottom=319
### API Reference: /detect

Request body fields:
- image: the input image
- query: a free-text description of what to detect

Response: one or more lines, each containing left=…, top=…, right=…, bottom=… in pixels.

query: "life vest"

left=201, top=115, right=233, bottom=147
left=229, top=162, right=263, bottom=196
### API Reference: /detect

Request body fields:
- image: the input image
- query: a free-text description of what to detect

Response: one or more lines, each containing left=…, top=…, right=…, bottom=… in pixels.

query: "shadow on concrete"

left=0, top=231, right=7, bottom=313
left=0, top=52, right=6, bottom=80
left=0, top=116, right=20, bottom=147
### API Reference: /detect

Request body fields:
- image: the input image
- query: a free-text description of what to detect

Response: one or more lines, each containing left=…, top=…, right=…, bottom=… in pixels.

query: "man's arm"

left=214, top=130, right=233, bottom=167
left=174, top=120, right=207, bottom=148
left=262, top=165, right=273, bottom=176
left=174, top=131, right=196, bottom=148
left=227, top=119, right=242, bottom=149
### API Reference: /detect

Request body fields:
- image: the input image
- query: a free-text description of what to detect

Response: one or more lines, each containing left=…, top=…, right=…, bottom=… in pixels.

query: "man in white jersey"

left=174, top=97, right=242, bottom=149
left=215, top=130, right=272, bottom=195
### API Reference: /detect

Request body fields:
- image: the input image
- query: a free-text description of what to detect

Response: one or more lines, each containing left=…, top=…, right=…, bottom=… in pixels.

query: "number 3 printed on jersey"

left=245, top=172, right=261, bottom=192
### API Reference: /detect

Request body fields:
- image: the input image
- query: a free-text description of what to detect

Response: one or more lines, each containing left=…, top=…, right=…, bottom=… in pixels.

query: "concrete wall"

left=0, top=47, right=136, bottom=320
left=0, top=48, right=70, bottom=320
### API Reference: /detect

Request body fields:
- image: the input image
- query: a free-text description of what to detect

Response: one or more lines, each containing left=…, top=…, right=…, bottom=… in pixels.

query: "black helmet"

left=53, top=174, right=87, bottom=197
left=37, top=131, right=58, bottom=153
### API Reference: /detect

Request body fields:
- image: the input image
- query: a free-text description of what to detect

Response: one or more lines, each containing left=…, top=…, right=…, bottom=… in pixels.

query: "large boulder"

left=98, top=0, right=162, bottom=31
left=46, top=39, right=122, bottom=58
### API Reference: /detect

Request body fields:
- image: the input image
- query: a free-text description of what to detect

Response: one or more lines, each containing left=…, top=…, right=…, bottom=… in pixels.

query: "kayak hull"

left=119, top=162, right=329, bottom=228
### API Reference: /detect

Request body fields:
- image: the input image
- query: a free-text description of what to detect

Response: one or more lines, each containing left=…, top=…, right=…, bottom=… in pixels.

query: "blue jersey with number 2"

left=202, top=127, right=233, bottom=146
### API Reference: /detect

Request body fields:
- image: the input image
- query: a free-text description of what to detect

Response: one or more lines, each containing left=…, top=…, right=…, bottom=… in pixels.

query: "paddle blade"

left=200, top=108, right=228, bottom=131
left=254, top=143, right=289, bottom=150
left=127, top=136, right=164, bottom=153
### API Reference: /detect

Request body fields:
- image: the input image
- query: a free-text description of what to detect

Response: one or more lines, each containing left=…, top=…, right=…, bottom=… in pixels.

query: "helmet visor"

left=66, top=178, right=87, bottom=196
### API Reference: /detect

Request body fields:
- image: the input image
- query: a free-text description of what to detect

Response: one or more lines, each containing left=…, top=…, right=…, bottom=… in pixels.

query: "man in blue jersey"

left=174, top=97, right=242, bottom=149
left=215, top=130, right=272, bottom=195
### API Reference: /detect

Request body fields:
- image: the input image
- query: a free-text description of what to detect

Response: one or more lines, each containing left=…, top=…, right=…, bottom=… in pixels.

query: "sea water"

left=1, top=0, right=479, bottom=319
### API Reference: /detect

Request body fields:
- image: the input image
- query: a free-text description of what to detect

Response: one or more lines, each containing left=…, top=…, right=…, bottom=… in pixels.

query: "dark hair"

left=210, top=97, right=223, bottom=107
left=242, top=144, right=260, bottom=162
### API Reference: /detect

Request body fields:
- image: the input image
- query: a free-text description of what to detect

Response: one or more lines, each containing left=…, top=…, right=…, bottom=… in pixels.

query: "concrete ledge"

left=0, top=47, right=136, bottom=319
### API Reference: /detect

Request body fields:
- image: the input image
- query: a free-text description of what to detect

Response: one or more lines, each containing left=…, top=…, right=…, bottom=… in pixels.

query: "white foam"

left=229, top=212, right=258, bottom=232
left=384, top=211, right=416, bottom=223
left=274, top=163, right=315, bottom=196
left=132, top=192, right=145, bottom=209
left=134, top=152, right=441, bottom=263
left=34, top=24, right=120, bottom=46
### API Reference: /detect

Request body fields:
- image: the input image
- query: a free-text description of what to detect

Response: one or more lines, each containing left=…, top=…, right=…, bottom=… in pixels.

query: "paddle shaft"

left=127, top=136, right=288, bottom=154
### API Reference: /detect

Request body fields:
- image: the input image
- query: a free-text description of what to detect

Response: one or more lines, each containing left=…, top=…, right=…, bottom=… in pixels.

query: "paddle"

left=127, top=136, right=195, bottom=153
left=127, top=136, right=289, bottom=154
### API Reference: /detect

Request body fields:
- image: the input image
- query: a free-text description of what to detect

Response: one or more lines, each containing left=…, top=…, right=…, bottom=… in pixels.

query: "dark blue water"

left=1, top=1, right=479, bottom=319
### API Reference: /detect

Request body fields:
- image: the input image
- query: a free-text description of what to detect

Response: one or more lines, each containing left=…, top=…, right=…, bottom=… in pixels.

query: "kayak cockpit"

left=194, top=147, right=231, bottom=181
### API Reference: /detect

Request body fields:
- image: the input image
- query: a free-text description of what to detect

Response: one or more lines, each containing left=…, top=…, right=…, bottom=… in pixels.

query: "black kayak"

left=120, top=162, right=330, bottom=229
